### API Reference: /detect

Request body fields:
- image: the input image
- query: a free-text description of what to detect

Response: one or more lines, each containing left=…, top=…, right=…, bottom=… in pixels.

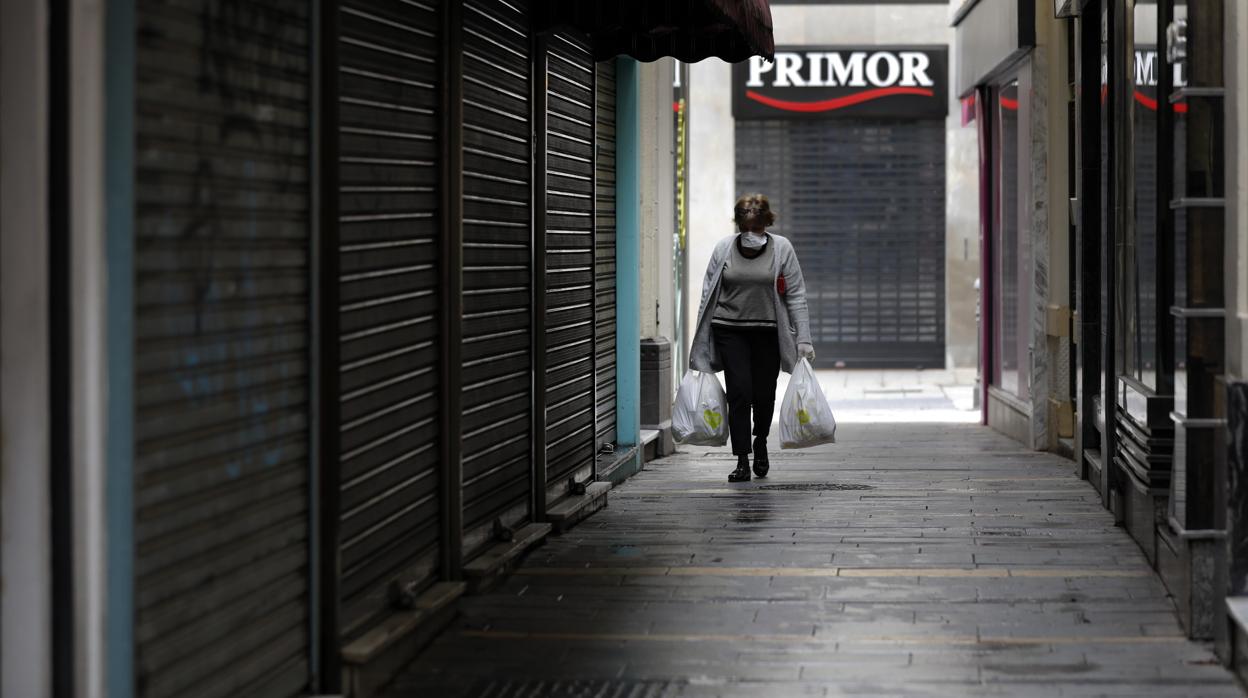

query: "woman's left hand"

left=798, top=342, right=816, bottom=360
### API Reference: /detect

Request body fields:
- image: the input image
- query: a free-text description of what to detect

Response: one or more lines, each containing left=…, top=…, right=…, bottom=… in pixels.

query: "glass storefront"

left=1124, top=2, right=1157, bottom=390
left=992, top=78, right=1028, bottom=400
left=1068, top=0, right=1228, bottom=638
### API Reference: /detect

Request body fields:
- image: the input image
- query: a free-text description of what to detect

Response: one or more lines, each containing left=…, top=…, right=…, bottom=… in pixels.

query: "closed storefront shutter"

left=544, top=31, right=597, bottom=494
left=594, top=61, right=617, bottom=450
left=735, top=118, right=947, bottom=369
left=460, top=0, right=534, bottom=557
left=132, top=0, right=311, bottom=694
left=333, top=0, right=442, bottom=641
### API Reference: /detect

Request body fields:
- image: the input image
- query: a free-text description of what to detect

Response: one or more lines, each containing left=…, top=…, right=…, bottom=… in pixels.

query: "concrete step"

left=462, top=522, right=551, bottom=594
left=546, top=482, right=611, bottom=534
left=597, top=444, right=642, bottom=486
left=342, top=581, right=464, bottom=698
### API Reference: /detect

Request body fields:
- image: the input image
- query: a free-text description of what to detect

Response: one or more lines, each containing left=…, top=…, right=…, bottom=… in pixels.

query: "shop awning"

left=535, top=0, right=775, bottom=64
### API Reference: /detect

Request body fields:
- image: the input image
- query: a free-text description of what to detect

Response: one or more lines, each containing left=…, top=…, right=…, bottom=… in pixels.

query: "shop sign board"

left=732, top=46, right=949, bottom=120
left=1130, top=47, right=1187, bottom=112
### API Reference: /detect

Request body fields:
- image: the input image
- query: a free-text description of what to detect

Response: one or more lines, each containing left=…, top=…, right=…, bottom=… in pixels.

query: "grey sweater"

left=690, top=232, right=812, bottom=374
left=712, top=238, right=777, bottom=329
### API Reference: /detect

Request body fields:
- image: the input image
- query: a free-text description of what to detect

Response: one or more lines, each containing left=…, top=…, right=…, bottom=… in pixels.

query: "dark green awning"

left=535, top=0, right=775, bottom=64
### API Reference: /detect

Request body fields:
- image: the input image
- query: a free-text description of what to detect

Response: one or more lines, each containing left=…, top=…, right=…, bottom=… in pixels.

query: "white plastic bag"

left=672, top=370, right=729, bottom=446
left=779, top=358, right=836, bottom=449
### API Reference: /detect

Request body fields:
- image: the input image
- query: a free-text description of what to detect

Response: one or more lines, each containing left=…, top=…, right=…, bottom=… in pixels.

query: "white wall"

left=686, top=4, right=980, bottom=369
left=687, top=59, right=736, bottom=345
left=639, top=58, right=677, bottom=342
left=1, top=0, right=52, bottom=693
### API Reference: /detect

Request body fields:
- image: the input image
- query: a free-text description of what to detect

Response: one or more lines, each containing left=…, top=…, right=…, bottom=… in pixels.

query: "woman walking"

left=690, top=194, right=815, bottom=482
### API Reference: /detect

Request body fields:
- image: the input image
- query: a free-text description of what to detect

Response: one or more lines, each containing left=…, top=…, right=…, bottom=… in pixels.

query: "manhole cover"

left=472, top=679, right=682, bottom=698
left=756, top=482, right=874, bottom=491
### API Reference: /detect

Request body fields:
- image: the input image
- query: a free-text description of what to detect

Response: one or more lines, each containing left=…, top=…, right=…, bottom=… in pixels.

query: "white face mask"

left=741, top=231, right=767, bottom=249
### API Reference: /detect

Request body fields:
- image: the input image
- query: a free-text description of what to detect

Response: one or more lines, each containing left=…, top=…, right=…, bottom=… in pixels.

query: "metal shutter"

left=544, top=32, right=596, bottom=494
left=333, top=0, right=441, bottom=641
left=594, top=61, right=617, bottom=450
left=735, top=119, right=946, bottom=369
left=132, top=0, right=311, bottom=694
left=460, top=0, right=533, bottom=557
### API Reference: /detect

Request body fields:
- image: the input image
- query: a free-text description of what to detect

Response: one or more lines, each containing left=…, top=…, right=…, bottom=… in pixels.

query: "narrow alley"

left=387, top=423, right=1239, bottom=697
left=8, top=0, right=1248, bottom=695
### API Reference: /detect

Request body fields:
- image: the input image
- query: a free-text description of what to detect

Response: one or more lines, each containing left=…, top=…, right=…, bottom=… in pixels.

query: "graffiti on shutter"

left=133, top=0, right=311, bottom=694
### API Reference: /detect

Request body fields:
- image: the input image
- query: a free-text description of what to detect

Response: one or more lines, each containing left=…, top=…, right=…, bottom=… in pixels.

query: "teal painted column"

left=105, top=0, right=135, bottom=693
left=615, top=58, right=641, bottom=449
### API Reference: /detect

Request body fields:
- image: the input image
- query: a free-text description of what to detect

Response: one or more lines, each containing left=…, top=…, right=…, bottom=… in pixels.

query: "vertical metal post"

left=439, top=0, right=465, bottom=580
left=1102, top=0, right=1121, bottom=507
left=103, top=0, right=136, bottom=688
left=1067, top=21, right=1079, bottom=412
left=1121, top=0, right=1136, bottom=379
left=975, top=85, right=992, bottom=426
left=589, top=56, right=599, bottom=481
left=531, top=33, right=549, bottom=519
left=49, top=0, right=74, bottom=691
left=615, top=58, right=642, bottom=452
left=316, top=0, right=342, bottom=688
left=1077, top=11, right=1104, bottom=484
left=306, top=0, right=323, bottom=686
left=1155, top=0, right=1175, bottom=396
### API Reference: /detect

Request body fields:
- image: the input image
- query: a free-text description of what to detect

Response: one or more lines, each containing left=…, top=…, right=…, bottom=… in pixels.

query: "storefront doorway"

left=735, top=118, right=946, bottom=368
left=732, top=47, right=950, bottom=369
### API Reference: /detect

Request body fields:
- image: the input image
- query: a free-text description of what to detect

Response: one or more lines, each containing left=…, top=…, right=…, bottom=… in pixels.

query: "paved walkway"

left=388, top=424, right=1241, bottom=697
left=794, top=369, right=979, bottom=424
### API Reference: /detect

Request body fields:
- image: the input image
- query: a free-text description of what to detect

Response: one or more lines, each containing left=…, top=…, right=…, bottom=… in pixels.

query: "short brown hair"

left=733, top=193, right=776, bottom=227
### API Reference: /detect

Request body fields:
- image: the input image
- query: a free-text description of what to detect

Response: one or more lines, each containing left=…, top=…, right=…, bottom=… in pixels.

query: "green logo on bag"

left=797, top=409, right=811, bottom=425
left=703, top=410, right=722, bottom=429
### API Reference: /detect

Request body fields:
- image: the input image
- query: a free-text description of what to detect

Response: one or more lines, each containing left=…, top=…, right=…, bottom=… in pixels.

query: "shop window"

left=992, top=79, right=1028, bottom=400
left=1124, top=3, right=1155, bottom=390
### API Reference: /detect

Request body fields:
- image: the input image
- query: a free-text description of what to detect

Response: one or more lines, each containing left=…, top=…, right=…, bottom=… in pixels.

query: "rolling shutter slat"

left=335, top=0, right=442, bottom=641
left=133, top=0, right=311, bottom=693
left=461, top=0, right=533, bottom=558
left=545, top=32, right=597, bottom=492
left=594, top=61, right=618, bottom=449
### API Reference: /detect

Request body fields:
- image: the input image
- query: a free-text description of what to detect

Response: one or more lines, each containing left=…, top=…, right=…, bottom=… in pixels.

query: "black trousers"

left=712, top=326, right=781, bottom=456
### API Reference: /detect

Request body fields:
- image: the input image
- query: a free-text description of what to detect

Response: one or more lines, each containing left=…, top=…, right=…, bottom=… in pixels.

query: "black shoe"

left=753, top=439, right=770, bottom=478
left=728, top=456, right=751, bottom=482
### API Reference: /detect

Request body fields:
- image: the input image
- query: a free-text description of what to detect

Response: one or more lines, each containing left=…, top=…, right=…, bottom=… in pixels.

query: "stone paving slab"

left=385, top=424, right=1242, bottom=697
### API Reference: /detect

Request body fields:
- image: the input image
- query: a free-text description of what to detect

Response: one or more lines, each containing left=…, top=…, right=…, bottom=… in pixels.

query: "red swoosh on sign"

left=1134, top=89, right=1188, bottom=113
left=744, top=87, right=935, bottom=113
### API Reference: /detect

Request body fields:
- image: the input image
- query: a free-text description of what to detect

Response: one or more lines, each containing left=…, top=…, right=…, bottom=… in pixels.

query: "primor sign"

left=732, top=46, right=949, bottom=119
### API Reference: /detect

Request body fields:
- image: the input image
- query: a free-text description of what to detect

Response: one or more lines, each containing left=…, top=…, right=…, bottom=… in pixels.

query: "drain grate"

left=756, top=482, right=875, bottom=492
left=472, top=678, right=682, bottom=698
left=702, top=452, right=809, bottom=459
